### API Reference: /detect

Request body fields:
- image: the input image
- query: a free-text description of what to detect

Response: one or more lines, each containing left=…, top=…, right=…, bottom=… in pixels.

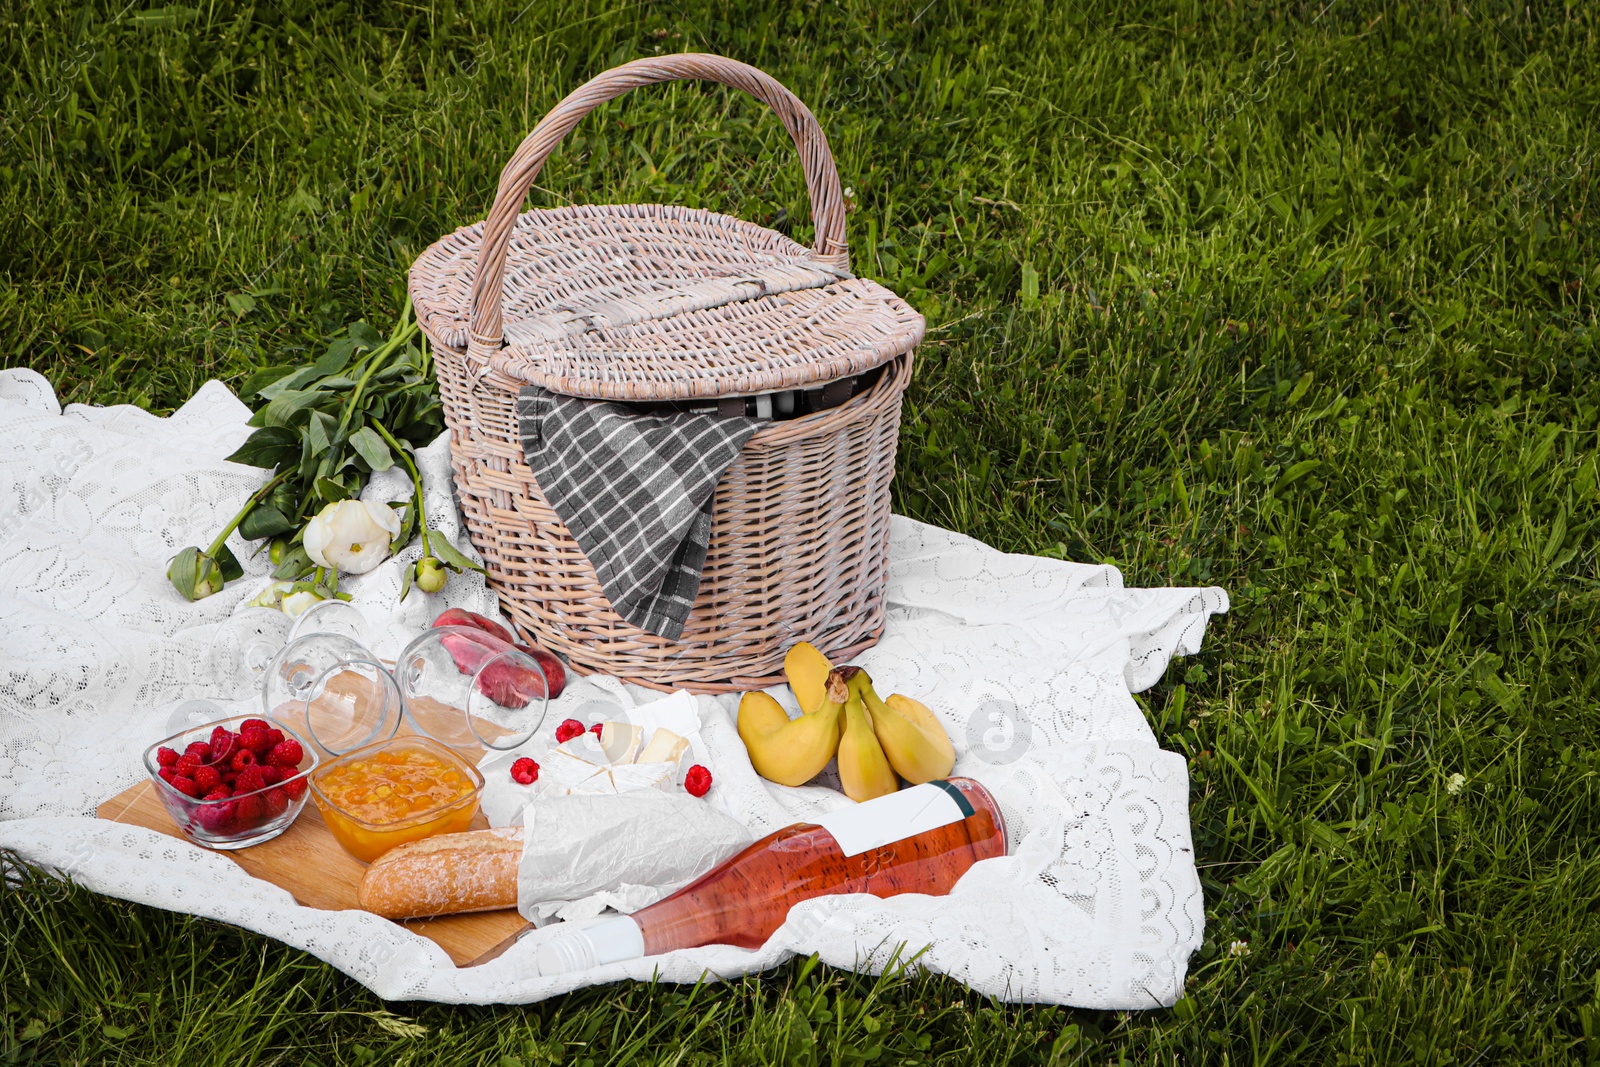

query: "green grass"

left=4, top=0, right=1599, bottom=1062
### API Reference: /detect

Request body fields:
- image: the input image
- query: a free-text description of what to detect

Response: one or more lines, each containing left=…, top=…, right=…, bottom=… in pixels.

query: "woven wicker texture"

left=438, top=352, right=910, bottom=691
left=414, top=54, right=920, bottom=691
left=410, top=52, right=923, bottom=401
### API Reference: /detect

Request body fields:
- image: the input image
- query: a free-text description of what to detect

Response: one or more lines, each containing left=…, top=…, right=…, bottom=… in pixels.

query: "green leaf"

left=349, top=426, right=395, bottom=471
left=240, top=365, right=296, bottom=399
left=389, top=500, right=418, bottom=553
left=102, top=1023, right=132, bottom=1040
left=428, top=531, right=486, bottom=575
left=1020, top=261, right=1040, bottom=307
left=1541, top=507, right=1568, bottom=565
left=255, top=387, right=329, bottom=429
left=316, top=475, right=353, bottom=502
left=307, top=410, right=339, bottom=455
left=257, top=365, right=323, bottom=400
left=215, top=543, right=244, bottom=581
left=1286, top=371, right=1315, bottom=406
left=398, top=560, right=415, bottom=602
left=224, top=426, right=301, bottom=470
left=239, top=504, right=296, bottom=540
left=225, top=292, right=256, bottom=319
left=1274, top=459, right=1323, bottom=493
left=311, top=340, right=359, bottom=378
left=273, top=543, right=315, bottom=580
left=348, top=321, right=384, bottom=349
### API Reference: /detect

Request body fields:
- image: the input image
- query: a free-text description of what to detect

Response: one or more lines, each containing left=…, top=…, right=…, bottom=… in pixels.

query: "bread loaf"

left=357, top=826, right=521, bottom=919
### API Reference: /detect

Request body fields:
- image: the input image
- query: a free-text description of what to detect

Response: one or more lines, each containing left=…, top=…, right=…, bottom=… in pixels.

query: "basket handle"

left=468, top=53, right=849, bottom=350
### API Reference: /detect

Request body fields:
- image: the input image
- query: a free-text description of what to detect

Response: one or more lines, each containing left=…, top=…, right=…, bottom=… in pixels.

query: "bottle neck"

left=534, top=915, right=644, bottom=974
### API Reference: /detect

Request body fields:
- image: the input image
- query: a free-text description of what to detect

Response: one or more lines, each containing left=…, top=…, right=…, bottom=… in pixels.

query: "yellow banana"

left=783, top=641, right=833, bottom=714
left=834, top=668, right=899, bottom=802
left=737, top=682, right=844, bottom=787
left=850, top=672, right=956, bottom=784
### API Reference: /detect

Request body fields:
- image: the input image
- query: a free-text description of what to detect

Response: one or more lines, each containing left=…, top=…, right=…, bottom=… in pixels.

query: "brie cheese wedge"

left=597, top=721, right=643, bottom=765
left=636, top=727, right=689, bottom=767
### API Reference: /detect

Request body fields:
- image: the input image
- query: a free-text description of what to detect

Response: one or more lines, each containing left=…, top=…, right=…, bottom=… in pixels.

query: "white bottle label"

left=815, top=782, right=970, bottom=857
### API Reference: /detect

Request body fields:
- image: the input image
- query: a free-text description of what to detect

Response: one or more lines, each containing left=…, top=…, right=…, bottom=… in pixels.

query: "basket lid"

left=411, top=204, right=924, bottom=401
left=409, top=53, right=924, bottom=402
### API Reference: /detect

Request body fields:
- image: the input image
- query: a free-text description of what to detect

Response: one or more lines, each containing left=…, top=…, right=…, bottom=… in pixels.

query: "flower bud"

left=168, top=546, right=225, bottom=601
left=415, top=556, right=449, bottom=594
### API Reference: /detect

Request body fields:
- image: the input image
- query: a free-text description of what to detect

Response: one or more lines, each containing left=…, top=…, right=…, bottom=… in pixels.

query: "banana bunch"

left=737, top=642, right=956, bottom=802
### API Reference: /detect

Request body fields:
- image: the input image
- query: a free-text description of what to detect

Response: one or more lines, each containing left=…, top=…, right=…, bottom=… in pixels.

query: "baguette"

left=357, top=827, right=521, bottom=919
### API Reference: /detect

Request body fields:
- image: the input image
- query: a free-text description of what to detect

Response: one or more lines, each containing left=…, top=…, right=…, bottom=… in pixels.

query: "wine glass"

left=296, top=655, right=406, bottom=758
left=288, top=599, right=374, bottom=646
left=205, top=608, right=294, bottom=700
left=261, top=632, right=401, bottom=757
left=394, top=626, right=550, bottom=752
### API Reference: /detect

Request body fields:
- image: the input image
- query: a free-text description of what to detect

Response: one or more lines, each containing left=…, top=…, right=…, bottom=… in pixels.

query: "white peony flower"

left=303, top=499, right=401, bottom=575
left=247, top=580, right=295, bottom=610
left=281, top=590, right=324, bottom=617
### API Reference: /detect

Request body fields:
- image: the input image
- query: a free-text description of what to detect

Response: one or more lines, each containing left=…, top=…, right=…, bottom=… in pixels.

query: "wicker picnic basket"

left=408, top=54, right=924, bottom=693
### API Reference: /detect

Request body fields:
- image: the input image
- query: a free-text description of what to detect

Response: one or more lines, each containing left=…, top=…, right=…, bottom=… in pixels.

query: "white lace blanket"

left=0, top=368, right=1227, bottom=1008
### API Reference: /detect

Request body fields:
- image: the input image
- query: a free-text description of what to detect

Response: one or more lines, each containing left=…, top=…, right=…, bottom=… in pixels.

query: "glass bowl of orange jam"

left=309, top=736, right=483, bottom=863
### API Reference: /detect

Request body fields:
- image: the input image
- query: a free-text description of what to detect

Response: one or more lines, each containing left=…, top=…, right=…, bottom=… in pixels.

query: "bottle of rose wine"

left=535, top=777, right=1006, bottom=974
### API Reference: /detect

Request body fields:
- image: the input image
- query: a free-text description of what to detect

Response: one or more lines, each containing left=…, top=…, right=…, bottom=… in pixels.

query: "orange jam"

left=310, top=738, right=482, bottom=863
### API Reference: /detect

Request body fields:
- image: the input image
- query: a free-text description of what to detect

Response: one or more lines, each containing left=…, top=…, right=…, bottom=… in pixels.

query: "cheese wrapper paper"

left=517, top=792, right=753, bottom=922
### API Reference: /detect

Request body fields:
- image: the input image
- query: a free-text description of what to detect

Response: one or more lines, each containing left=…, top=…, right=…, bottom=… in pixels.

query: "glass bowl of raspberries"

left=144, top=714, right=319, bottom=849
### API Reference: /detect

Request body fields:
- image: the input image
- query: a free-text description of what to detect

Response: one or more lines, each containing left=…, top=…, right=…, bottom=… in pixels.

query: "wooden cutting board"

left=95, top=686, right=534, bottom=967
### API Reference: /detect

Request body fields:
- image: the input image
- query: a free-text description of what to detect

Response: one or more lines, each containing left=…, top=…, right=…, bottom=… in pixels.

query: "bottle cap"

left=534, top=915, right=645, bottom=975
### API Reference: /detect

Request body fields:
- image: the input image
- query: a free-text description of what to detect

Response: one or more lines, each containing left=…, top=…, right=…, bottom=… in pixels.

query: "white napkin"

left=516, top=792, right=754, bottom=923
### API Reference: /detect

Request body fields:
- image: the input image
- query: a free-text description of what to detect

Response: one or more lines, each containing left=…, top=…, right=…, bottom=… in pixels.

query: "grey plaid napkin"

left=516, top=387, right=761, bottom=640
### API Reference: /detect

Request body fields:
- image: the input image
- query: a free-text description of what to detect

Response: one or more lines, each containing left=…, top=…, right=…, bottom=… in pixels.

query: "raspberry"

left=193, top=765, right=222, bottom=793
left=240, top=726, right=274, bottom=756
left=175, top=753, right=202, bottom=779
left=282, top=775, right=307, bottom=801
left=202, top=787, right=232, bottom=802
left=235, top=766, right=268, bottom=795
left=156, top=746, right=180, bottom=769
left=258, top=765, right=282, bottom=786
left=193, top=801, right=233, bottom=833
left=230, top=749, right=257, bottom=772
left=266, top=738, right=304, bottom=768
left=158, top=767, right=176, bottom=784
left=184, top=741, right=211, bottom=761
left=231, top=794, right=266, bottom=827
left=510, top=758, right=540, bottom=785
left=240, top=718, right=271, bottom=733
left=265, top=728, right=285, bottom=748
left=208, top=730, right=238, bottom=766
left=262, top=788, right=290, bottom=818
left=554, top=718, right=585, bottom=744
left=170, top=775, right=200, bottom=798
left=590, top=722, right=604, bottom=738
left=684, top=764, right=712, bottom=798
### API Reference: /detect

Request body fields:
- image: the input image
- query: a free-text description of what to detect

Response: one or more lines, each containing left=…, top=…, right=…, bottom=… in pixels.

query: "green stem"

left=205, top=469, right=292, bottom=558
left=338, top=296, right=417, bottom=436
left=371, top=419, right=430, bottom=557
